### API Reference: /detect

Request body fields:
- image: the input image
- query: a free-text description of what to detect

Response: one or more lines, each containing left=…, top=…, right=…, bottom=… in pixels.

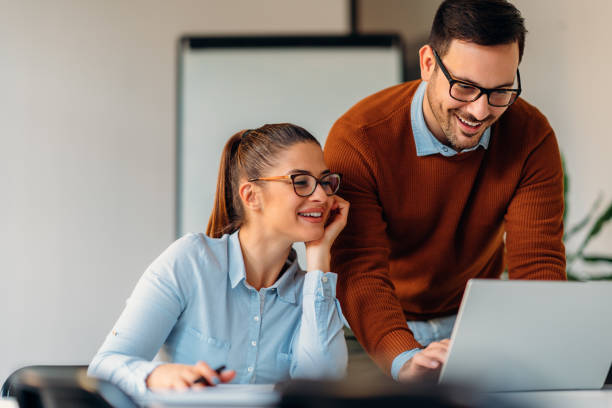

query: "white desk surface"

left=0, top=398, right=17, bottom=408
left=491, top=385, right=612, bottom=408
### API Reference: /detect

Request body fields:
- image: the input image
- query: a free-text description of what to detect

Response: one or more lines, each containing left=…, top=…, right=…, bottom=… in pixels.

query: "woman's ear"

left=239, top=181, right=261, bottom=212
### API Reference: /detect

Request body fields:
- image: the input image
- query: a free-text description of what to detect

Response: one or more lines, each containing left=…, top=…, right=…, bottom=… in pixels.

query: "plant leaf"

left=585, top=273, right=612, bottom=281
left=564, top=193, right=603, bottom=241
left=577, top=199, right=612, bottom=255
left=581, top=255, right=612, bottom=263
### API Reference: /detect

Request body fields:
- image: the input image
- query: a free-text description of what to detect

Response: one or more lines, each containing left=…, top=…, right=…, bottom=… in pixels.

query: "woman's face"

left=252, top=142, right=334, bottom=243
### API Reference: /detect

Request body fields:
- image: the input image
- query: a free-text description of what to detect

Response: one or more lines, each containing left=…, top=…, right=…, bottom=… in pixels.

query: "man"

left=324, top=0, right=566, bottom=382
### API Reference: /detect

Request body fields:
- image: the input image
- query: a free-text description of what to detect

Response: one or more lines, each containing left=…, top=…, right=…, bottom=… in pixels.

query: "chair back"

left=1, top=365, right=137, bottom=408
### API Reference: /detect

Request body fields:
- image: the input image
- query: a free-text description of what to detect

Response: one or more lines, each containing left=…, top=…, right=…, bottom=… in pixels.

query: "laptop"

left=438, top=279, right=612, bottom=392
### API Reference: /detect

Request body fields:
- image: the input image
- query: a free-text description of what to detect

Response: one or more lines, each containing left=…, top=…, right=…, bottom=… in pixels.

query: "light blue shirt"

left=88, top=231, right=347, bottom=396
left=411, top=81, right=490, bottom=157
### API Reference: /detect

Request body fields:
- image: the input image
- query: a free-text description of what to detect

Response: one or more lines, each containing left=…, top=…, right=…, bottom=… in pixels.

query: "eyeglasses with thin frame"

left=248, top=172, right=341, bottom=197
left=432, top=49, right=521, bottom=107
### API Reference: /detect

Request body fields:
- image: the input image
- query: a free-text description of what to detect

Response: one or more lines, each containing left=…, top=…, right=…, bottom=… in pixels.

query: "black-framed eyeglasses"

left=432, top=49, right=521, bottom=107
left=248, top=173, right=341, bottom=197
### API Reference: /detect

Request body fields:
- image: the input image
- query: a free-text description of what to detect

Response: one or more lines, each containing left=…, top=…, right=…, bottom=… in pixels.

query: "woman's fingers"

left=219, top=369, right=236, bottom=383
left=172, top=377, right=192, bottom=390
left=147, top=363, right=233, bottom=390
left=323, top=196, right=350, bottom=237
left=193, top=361, right=220, bottom=386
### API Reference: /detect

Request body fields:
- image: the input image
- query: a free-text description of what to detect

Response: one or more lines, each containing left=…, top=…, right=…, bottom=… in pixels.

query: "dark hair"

left=429, top=0, right=527, bottom=62
left=206, top=123, right=320, bottom=238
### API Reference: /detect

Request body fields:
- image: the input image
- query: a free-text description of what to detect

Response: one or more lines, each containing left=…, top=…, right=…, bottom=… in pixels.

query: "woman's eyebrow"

left=286, top=169, right=311, bottom=175
left=285, top=169, right=331, bottom=176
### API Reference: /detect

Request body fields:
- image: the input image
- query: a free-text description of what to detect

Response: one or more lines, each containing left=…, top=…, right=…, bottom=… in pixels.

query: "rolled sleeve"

left=390, top=348, right=421, bottom=381
left=292, top=270, right=348, bottom=379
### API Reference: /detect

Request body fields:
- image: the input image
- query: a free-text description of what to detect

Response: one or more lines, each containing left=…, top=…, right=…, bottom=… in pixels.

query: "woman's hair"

left=206, top=123, right=320, bottom=238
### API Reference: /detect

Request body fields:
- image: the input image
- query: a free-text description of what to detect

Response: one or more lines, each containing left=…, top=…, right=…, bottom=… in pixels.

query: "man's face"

left=420, top=39, right=520, bottom=151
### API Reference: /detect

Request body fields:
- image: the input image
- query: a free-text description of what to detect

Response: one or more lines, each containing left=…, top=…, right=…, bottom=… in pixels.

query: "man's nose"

left=465, top=94, right=490, bottom=121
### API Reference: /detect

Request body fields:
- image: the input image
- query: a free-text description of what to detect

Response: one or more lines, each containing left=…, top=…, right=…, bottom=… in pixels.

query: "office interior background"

left=1, top=0, right=611, bottom=384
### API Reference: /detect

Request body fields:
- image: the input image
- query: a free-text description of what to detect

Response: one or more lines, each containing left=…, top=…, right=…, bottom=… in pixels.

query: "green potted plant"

left=563, top=160, right=612, bottom=281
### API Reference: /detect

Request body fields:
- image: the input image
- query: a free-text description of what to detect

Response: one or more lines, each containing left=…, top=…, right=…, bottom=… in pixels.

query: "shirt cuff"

left=390, top=348, right=421, bottom=381
left=302, top=270, right=337, bottom=299
left=130, top=360, right=165, bottom=395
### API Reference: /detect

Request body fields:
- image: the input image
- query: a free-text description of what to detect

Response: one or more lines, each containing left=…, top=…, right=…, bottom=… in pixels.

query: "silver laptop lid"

left=439, top=279, right=612, bottom=392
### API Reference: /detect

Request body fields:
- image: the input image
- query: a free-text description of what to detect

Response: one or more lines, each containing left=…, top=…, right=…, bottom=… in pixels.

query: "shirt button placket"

left=247, top=290, right=261, bottom=383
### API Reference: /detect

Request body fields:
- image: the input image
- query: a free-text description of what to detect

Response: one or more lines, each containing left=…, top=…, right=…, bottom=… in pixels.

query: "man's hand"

left=146, top=362, right=236, bottom=390
left=397, top=339, right=450, bottom=383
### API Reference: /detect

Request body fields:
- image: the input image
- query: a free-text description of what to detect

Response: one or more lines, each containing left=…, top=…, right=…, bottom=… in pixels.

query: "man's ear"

left=239, top=181, right=261, bottom=212
left=419, top=44, right=436, bottom=82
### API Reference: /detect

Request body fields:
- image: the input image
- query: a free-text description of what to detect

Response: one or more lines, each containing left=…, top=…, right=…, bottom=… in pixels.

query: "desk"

left=0, top=398, right=17, bottom=408
left=136, top=384, right=279, bottom=407
left=2, top=387, right=611, bottom=407
left=492, top=385, right=612, bottom=408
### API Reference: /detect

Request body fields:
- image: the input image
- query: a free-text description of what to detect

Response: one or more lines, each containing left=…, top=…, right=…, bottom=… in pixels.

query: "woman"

left=88, top=123, right=349, bottom=396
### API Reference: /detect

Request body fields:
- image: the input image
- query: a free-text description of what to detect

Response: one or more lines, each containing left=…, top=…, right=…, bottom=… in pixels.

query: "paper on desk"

left=136, top=384, right=280, bottom=407
left=0, top=399, right=18, bottom=408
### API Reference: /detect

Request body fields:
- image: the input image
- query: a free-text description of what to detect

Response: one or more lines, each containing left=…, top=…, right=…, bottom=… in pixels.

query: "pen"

left=193, top=365, right=226, bottom=386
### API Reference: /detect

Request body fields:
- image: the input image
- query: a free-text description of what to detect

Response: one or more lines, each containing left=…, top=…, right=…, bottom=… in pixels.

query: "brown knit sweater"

left=324, top=80, right=566, bottom=374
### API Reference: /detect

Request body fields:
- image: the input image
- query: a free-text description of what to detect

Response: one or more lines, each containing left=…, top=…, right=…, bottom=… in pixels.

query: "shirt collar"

left=411, top=81, right=490, bottom=157
left=227, top=230, right=299, bottom=304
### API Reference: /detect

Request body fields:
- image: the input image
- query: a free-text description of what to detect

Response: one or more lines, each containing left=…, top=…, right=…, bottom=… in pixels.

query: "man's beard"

left=433, top=103, right=494, bottom=152
left=447, top=109, right=492, bottom=151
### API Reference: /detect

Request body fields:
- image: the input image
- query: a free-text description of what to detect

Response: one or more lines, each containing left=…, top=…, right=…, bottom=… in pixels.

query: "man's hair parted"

left=429, top=0, right=527, bottom=62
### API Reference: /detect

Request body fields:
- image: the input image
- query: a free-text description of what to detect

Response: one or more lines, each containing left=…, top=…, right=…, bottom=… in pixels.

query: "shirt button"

left=251, top=341, right=257, bottom=347
left=322, top=276, right=328, bottom=283
left=442, top=147, right=448, bottom=152
left=247, top=366, right=253, bottom=372
left=254, top=316, right=259, bottom=322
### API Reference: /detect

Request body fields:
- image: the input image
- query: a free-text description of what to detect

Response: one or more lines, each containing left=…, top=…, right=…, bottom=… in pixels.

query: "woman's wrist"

left=305, top=250, right=330, bottom=272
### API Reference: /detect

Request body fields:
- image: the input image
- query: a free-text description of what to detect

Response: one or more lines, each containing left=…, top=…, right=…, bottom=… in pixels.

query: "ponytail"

left=206, top=132, right=242, bottom=238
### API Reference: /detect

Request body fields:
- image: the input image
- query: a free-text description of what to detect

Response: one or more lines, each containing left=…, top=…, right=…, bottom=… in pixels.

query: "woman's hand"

left=305, top=195, right=349, bottom=272
left=146, top=362, right=236, bottom=391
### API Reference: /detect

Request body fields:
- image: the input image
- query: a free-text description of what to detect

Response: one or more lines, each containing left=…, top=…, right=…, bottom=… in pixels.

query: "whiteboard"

left=177, top=36, right=404, bottom=263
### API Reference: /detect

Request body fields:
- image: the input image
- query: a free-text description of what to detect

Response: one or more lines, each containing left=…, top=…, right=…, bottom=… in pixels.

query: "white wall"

left=512, top=0, right=612, bottom=267
left=0, top=0, right=348, bottom=383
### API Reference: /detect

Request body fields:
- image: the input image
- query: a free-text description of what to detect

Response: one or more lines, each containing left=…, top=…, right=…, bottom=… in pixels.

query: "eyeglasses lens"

left=451, top=83, right=479, bottom=101
left=321, top=174, right=340, bottom=195
left=450, top=83, right=518, bottom=107
left=489, top=91, right=518, bottom=107
left=292, top=174, right=340, bottom=197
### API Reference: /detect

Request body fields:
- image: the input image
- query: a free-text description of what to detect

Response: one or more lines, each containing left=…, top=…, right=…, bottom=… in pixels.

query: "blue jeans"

left=407, top=314, right=457, bottom=346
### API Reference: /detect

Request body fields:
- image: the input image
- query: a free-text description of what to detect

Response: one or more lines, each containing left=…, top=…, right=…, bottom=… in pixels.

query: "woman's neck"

left=238, top=225, right=292, bottom=291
